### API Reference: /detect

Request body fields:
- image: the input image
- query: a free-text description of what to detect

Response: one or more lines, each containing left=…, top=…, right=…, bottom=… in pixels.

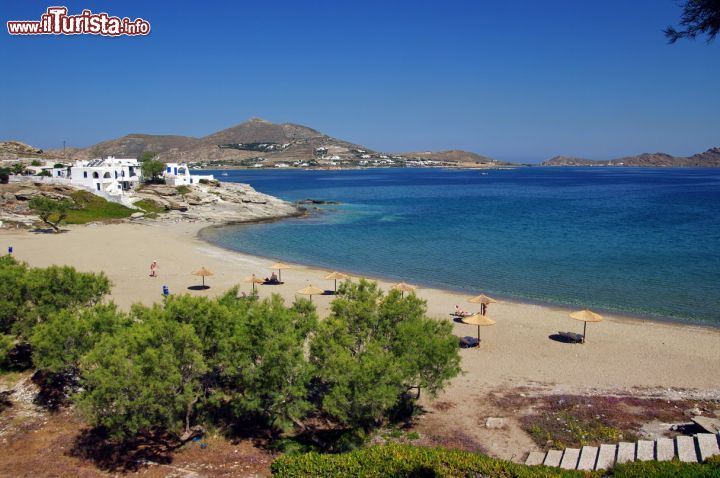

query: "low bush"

left=271, top=443, right=720, bottom=477
left=271, top=444, right=591, bottom=477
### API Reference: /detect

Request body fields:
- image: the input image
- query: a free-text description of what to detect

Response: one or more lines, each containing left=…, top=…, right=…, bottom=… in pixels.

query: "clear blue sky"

left=1, top=0, right=718, bottom=162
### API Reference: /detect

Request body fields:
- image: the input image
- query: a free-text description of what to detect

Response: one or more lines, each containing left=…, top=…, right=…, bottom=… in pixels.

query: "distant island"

left=1, top=118, right=718, bottom=169
left=0, top=118, right=510, bottom=170
left=541, top=148, right=720, bottom=167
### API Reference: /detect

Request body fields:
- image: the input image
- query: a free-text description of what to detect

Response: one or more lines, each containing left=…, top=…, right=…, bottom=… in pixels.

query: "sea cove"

left=203, top=167, right=720, bottom=325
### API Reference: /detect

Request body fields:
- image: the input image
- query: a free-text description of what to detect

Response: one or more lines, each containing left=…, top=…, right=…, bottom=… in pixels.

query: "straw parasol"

left=391, top=282, right=417, bottom=297
left=569, top=309, right=603, bottom=343
left=270, top=262, right=292, bottom=282
left=296, top=284, right=324, bottom=302
left=192, top=267, right=214, bottom=288
left=324, top=271, right=349, bottom=293
left=468, top=294, right=497, bottom=315
left=461, top=313, right=496, bottom=346
left=243, top=274, right=264, bottom=293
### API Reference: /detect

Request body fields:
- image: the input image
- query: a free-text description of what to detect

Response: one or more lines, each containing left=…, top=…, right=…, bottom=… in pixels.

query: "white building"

left=70, top=157, right=142, bottom=195
left=163, top=162, right=214, bottom=186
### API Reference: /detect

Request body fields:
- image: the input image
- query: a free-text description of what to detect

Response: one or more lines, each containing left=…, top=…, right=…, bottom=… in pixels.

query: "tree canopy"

left=665, top=0, right=720, bottom=43
left=2, top=267, right=462, bottom=444
left=141, top=159, right=165, bottom=183
left=29, top=195, right=73, bottom=233
left=310, top=280, right=461, bottom=428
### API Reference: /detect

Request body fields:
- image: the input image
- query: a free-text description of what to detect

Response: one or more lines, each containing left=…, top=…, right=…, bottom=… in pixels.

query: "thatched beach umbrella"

left=569, top=309, right=603, bottom=343
left=468, top=294, right=497, bottom=315
left=461, top=313, right=496, bottom=346
left=324, top=271, right=349, bottom=293
left=270, top=262, right=292, bottom=282
left=296, top=284, right=324, bottom=302
left=192, top=267, right=214, bottom=288
left=243, top=274, right=264, bottom=293
left=391, top=282, right=417, bottom=297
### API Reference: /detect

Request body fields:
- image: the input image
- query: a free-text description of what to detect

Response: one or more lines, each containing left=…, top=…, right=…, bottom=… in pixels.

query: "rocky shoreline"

left=0, top=179, right=304, bottom=228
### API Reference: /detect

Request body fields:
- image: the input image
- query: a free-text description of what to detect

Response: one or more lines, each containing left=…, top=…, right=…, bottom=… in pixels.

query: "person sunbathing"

left=455, top=305, right=469, bottom=316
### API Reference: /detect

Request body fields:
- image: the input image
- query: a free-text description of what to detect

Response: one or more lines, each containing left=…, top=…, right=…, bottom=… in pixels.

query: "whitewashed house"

left=70, top=157, right=142, bottom=196
left=163, top=162, right=214, bottom=186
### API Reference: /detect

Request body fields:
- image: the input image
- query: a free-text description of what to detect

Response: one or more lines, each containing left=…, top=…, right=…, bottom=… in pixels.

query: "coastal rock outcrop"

left=133, top=181, right=302, bottom=223
left=0, top=179, right=303, bottom=227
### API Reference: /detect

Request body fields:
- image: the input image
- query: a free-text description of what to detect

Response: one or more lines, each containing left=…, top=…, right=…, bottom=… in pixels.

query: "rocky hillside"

left=0, top=141, right=47, bottom=161
left=542, top=148, right=720, bottom=167
left=37, top=118, right=504, bottom=169
left=45, top=118, right=374, bottom=166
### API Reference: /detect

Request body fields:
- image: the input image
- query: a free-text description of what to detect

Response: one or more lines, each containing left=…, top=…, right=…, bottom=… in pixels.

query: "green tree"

left=310, top=280, right=461, bottom=428
left=133, top=291, right=318, bottom=432
left=78, top=318, right=206, bottom=439
left=138, top=151, right=158, bottom=162
left=141, top=159, right=165, bottom=183
left=31, top=303, right=130, bottom=375
left=0, top=255, right=27, bottom=335
left=13, top=264, right=111, bottom=337
left=215, top=295, right=318, bottom=431
left=665, top=0, right=720, bottom=43
left=28, top=195, right=73, bottom=233
left=30, top=160, right=42, bottom=167
left=37, top=169, right=51, bottom=177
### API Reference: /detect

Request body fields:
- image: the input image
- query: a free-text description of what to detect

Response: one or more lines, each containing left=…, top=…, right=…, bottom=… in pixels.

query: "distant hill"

left=0, top=141, right=46, bottom=161
left=542, top=148, right=720, bottom=167
left=400, top=150, right=505, bottom=165
left=36, top=118, right=508, bottom=169
left=42, top=118, right=382, bottom=167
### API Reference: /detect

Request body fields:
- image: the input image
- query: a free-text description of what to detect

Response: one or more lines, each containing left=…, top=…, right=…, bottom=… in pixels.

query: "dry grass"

left=488, top=392, right=720, bottom=450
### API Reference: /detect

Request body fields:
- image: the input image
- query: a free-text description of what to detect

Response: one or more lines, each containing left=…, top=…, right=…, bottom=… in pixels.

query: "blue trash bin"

left=8, top=246, right=12, bottom=254
left=162, top=285, right=169, bottom=296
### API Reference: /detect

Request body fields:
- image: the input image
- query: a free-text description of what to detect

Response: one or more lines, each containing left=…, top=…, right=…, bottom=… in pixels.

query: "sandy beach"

left=2, top=221, right=719, bottom=459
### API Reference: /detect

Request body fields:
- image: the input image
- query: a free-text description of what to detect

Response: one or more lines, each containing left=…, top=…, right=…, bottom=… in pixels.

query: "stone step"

left=616, top=442, right=636, bottom=464
left=595, top=444, right=617, bottom=470
left=559, top=448, right=580, bottom=469
left=676, top=435, right=698, bottom=462
left=636, top=439, right=654, bottom=461
left=655, top=437, right=675, bottom=461
left=543, top=449, right=563, bottom=467
left=524, top=451, right=545, bottom=466
left=577, top=446, right=598, bottom=470
left=696, top=433, right=720, bottom=462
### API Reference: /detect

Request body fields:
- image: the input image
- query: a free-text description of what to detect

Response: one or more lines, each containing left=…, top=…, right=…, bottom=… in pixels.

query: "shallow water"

left=201, top=167, right=720, bottom=326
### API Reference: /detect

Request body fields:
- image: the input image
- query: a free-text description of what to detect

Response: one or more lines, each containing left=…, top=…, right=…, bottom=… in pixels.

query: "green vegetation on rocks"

left=270, top=443, right=720, bottom=477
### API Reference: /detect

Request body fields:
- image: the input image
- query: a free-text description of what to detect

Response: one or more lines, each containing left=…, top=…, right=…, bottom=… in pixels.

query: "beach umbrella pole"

left=583, top=321, right=587, bottom=343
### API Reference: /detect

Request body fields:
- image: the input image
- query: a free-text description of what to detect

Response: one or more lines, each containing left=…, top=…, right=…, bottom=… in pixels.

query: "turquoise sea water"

left=200, top=168, right=720, bottom=326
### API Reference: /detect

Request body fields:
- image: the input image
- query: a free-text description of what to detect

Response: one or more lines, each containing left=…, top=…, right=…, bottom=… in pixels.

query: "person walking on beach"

left=150, top=260, right=158, bottom=278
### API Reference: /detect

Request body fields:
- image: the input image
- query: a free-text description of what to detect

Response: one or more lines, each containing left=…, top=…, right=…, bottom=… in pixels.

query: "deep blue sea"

left=200, top=168, right=720, bottom=326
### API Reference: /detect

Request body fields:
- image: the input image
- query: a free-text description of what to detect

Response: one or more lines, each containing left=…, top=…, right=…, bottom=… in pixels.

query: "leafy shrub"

left=271, top=444, right=592, bottom=477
